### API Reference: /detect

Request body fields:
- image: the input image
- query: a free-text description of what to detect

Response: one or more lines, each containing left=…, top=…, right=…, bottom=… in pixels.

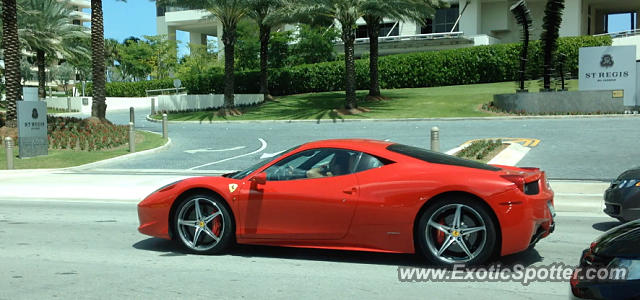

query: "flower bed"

left=47, top=116, right=129, bottom=151
left=456, top=139, right=504, bottom=161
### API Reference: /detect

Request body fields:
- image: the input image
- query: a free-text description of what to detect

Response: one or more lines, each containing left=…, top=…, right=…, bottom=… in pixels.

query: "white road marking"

left=259, top=150, right=286, bottom=159
left=188, top=138, right=268, bottom=170
left=184, top=146, right=246, bottom=154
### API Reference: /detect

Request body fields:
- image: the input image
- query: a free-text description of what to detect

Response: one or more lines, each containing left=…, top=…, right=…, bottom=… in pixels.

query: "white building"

left=156, top=0, right=640, bottom=59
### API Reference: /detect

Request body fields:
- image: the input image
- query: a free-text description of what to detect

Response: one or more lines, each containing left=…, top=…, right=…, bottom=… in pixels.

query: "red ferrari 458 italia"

left=138, top=139, right=555, bottom=266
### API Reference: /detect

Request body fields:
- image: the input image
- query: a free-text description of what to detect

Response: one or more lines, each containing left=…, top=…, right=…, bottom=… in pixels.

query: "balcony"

left=69, top=10, right=90, bottom=22
left=59, top=0, right=90, bottom=9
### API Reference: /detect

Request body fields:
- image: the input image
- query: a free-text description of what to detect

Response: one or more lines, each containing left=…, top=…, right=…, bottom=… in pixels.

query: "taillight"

left=501, top=175, right=525, bottom=192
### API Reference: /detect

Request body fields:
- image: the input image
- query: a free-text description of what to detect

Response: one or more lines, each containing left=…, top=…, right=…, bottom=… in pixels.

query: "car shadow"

left=592, top=221, right=621, bottom=232
left=495, top=248, right=543, bottom=268
left=133, top=238, right=541, bottom=268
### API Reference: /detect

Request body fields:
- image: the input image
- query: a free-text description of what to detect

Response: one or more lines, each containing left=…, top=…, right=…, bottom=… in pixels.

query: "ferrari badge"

left=228, top=183, right=238, bottom=193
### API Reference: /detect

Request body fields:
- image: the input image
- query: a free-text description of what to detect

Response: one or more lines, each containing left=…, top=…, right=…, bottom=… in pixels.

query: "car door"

left=237, top=148, right=359, bottom=240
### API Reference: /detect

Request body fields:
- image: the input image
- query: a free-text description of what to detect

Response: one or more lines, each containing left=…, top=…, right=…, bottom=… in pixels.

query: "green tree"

left=247, top=0, right=284, bottom=100
left=289, top=24, right=338, bottom=65
left=20, top=56, right=35, bottom=85
left=235, top=20, right=260, bottom=71
left=50, top=62, right=74, bottom=94
left=117, top=36, right=153, bottom=81
left=145, top=34, right=178, bottom=79
left=176, top=42, right=222, bottom=79
left=267, top=30, right=290, bottom=68
left=2, top=0, right=21, bottom=127
left=157, top=0, right=250, bottom=113
left=362, top=0, right=441, bottom=99
left=281, top=0, right=366, bottom=109
left=18, top=0, right=90, bottom=99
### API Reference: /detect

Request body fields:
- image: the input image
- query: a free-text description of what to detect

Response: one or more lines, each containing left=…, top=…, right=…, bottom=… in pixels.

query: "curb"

left=145, top=113, right=640, bottom=124
left=0, top=131, right=172, bottom=174
left=65, top=131, right=172, bottom=171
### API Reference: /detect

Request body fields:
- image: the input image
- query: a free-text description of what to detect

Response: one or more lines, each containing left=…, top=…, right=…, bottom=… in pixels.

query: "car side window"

left=352, top=152, right=385, bottom=173
left=264, top=148, right=358, bottom=181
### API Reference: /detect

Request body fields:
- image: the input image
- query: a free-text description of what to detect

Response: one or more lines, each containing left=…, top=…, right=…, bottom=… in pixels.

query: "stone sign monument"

left=17, top=87, right=48, bottom=158
left=579, top=45, right=637, bottom=107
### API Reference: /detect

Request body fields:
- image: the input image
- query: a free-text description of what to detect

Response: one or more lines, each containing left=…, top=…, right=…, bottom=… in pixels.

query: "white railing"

left=335, top=32, right=465, bottom=45
left=594, top=29, right=640, bottom=38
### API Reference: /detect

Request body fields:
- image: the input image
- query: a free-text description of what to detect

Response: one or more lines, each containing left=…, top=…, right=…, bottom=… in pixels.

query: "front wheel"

left=173, top=194, right=233, bottom=254
left=417, top=197, right=497, bottom=266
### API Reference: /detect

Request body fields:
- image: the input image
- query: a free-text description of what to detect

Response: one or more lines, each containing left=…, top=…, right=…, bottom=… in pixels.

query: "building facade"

left=156, top=0, right=640, bottom=59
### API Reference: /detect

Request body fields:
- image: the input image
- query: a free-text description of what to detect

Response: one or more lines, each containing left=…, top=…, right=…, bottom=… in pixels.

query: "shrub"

left=47, top=116, right=129, bottom=151
left=80, top=35, right=611, bottom=97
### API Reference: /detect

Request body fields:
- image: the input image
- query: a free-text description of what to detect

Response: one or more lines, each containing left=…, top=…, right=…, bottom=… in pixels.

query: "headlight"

left=607, top=258, right=640, bottom=280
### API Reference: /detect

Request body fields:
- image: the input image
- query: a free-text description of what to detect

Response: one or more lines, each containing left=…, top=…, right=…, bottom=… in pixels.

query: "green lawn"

left=0, top=131, right=167, bottom=170
left=153, top=80, right=578, bottom=122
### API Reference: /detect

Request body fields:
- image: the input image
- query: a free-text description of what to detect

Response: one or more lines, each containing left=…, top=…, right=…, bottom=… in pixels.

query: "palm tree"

left=2, top=0, right=21, bottom=127
left=157, top=0, right=250, bottom=113
left=90, top=0, right=107, bottom=119
left=362, top=0, right=440, bottom=100
left=282, top=0, right=370, bottom=109
left=18, top=0, right=90, bottom=99
left=247, top=0, right=283, bottom=101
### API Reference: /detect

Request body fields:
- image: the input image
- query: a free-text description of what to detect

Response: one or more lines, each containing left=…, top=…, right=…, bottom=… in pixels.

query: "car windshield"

left=229, top=145, right=300, bottom=180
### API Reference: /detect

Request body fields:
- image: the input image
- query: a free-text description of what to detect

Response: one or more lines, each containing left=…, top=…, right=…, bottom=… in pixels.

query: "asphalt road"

left=0, top=198, right=617, bottom=299
left=68, top=109, right=640, bottom=180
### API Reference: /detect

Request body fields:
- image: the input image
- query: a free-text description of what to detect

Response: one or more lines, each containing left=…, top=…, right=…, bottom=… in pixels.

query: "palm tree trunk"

left=258, top=24, right=271, bottom=100
left=222, top=23, right=237, bottom=109
left=365, top=16, right=381, bottom=98
left=36, top=49, right=46, bottom=99
left=2, top=0, right=21, bottom=127
left=342, top=31, right=357, bottom=109
left=90, top=0, right=107, bottom=119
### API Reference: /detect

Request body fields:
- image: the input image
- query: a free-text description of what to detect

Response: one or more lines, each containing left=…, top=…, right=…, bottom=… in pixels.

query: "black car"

left=604, top=168, right=640, bottom=222
left=570, top=220, right=640, bottom=300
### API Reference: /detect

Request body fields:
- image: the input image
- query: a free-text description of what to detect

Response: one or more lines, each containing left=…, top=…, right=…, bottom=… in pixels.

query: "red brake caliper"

left=436, top=217, right=445, bottom=245
left=211, top=209, right=221, bottom=237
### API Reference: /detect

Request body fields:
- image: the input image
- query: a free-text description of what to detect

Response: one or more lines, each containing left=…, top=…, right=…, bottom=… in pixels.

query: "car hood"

left=593, top=220, right=640, bottom=258
left=617, top=167, right=640, bottom=180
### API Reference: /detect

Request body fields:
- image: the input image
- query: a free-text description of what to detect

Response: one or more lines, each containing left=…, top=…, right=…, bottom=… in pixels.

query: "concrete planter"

left=493, top=90, right=625, bottom=114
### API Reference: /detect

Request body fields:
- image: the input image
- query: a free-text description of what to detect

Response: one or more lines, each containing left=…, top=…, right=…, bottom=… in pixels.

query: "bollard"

left=162, top=113, right=168, bottom=139
left=430, top=126, right=440, bottom=152
left=67, top=97, right=72, bottom=112
left=129, top=107, right=135, bottom=127
left=129, top=122, right=135, bottom=153
left=151, top=98, right=156, bottom=115
left=5, top=137, right=14, bottom=170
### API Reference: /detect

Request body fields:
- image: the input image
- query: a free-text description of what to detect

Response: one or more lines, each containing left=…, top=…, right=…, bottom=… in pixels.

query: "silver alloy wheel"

left=425, top=204, right=487, bottom=264
left=176, top=197, right=225, bottom=251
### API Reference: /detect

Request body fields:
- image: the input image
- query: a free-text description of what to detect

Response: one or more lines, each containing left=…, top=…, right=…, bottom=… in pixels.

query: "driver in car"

left=306, top=152, right=353, bottom=178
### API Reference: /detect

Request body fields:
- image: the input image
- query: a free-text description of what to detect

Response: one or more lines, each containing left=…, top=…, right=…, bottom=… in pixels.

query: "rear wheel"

left=173, top=194, right=233, bottom=254
left=417, top=197, right=497, bottom=266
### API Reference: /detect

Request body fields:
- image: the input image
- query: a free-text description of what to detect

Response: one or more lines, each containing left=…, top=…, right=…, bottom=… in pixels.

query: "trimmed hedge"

left=83, top=35, right=611, bottom=97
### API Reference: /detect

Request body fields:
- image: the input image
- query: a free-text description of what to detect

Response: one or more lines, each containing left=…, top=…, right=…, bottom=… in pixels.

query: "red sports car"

left=138, top=139, right=555, bottom=266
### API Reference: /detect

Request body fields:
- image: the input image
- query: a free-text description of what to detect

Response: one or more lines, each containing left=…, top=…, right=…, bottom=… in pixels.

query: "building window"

left=355, top=22, right=399, bottom=39
left=72, top=20, right=81, bottom=26
left=421, top=19, right=433, bottom=34
left=432, top=5, right=459, bottom=33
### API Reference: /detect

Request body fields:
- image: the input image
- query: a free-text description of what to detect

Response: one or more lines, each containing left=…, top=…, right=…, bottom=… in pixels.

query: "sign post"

left=17, top=87, right=48, bottom=158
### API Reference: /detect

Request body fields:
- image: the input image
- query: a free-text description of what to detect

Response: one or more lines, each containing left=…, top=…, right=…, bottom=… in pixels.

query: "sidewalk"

left=0, top=169, right=609, bottom=214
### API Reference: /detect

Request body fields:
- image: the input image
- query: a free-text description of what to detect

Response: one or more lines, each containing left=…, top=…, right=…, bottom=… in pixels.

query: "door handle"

left=342, top=187, right=357, bottom=194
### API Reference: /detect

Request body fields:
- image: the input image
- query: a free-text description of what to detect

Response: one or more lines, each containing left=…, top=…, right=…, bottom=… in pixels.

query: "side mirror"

left=250, top=172, right=267, bottom=185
